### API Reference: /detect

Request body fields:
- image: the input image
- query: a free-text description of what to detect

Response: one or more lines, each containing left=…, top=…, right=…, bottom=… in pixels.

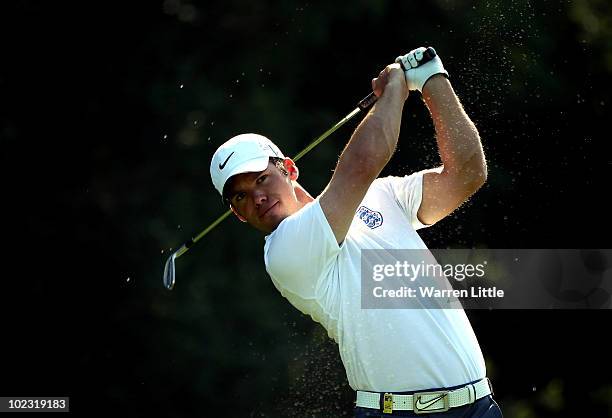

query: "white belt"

left=355, top=378, right=493, bottom=414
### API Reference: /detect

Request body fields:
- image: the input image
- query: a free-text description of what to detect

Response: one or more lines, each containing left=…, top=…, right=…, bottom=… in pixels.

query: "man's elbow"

left=469, top=163, right=487, bottom=192
left=474, top=164, right=489, bottom=191
left=460, top=160, right=487, bottom=194
left=464, top=139, right=488, bottom=190
left=476, top=159, right=488, bottom=184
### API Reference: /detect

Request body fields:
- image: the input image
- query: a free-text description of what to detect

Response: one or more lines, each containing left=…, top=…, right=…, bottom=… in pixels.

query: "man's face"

left=225, top=160, right=300, bottom=233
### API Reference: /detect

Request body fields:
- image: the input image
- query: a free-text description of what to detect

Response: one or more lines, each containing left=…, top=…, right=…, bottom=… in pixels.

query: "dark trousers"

left=354, top=394, right=502, bottom=417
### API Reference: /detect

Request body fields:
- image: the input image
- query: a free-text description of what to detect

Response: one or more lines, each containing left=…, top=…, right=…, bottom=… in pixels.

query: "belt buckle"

left=413, top=390, right=450, bottom=414
left=382, top=393, right=393, bottom=414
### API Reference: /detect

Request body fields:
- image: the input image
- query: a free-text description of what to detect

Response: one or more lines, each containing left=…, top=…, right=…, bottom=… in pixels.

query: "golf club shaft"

left=292, top=94, right=375, bottom=161
left=173, top=209, right=233, bottom=259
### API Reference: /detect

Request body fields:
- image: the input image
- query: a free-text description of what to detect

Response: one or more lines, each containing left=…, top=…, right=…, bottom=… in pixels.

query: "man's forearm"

left=422, top=75, right=487, bottom=181
left=355, top=86, right=406, bottom=165
left=337, top=83, right=407, bottom=178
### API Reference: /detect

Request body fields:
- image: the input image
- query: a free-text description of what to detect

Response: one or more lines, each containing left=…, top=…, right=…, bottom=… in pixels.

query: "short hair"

left=270, top=157, right=288, bottom=175
left=222, top=157, right=288, bottom=206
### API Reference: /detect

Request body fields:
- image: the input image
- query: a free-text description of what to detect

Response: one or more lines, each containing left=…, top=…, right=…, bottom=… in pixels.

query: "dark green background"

left=1, top=0, right=610, bottom=416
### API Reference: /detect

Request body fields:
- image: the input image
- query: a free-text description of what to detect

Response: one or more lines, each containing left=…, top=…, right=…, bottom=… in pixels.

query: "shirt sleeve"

left=380, top=167, right=443, bottom=230
left=264, top=198, right=341, bottom=300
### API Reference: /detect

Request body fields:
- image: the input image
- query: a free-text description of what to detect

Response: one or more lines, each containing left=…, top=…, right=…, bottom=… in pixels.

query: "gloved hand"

left=395, top=47, right=449, bottom=93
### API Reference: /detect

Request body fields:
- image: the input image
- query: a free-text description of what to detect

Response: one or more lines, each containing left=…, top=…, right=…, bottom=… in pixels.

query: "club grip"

left=357, top=47, right=438, bottom=111
left=357, top=92, right=378, bottom=111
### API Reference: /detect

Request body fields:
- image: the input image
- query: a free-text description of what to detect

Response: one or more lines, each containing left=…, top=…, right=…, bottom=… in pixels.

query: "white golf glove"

left=395, top=47, right=449, bottom=92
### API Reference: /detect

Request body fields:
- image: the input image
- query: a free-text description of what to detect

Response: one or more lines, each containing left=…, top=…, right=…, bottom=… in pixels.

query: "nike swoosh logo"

left=415, top=393, right=447, bottom=410
left=218, top=152, right=234, bottom=170
left=267, top=145, right=278, bottom=156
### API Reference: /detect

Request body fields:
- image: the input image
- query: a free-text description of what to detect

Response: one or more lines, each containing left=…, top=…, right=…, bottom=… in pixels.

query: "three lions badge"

left=356, top=206, right=383, bottom=229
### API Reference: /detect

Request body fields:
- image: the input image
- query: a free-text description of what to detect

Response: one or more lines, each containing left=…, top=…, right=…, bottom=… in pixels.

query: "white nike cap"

left=210, top=133, right=285, bottom=196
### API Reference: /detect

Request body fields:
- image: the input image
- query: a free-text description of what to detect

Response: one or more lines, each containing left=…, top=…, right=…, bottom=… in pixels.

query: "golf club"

left=162, top=47, right=438, bottom=290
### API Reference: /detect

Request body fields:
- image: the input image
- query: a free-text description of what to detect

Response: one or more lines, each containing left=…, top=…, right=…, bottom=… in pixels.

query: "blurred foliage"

left=1, top=0, right=611, bottom=417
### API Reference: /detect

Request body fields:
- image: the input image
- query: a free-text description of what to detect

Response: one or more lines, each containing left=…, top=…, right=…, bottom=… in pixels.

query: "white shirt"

left=264, top=169, right=486, bottom=392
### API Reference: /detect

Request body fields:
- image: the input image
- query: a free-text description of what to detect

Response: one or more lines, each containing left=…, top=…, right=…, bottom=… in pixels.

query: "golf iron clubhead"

left=163, top=252, right=177, bottom=290
left=162, top=47, right=439, bottom=289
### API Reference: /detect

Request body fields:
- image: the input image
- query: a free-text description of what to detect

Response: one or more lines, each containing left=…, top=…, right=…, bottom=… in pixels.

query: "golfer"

left=210, top=47, right=501, bottom=417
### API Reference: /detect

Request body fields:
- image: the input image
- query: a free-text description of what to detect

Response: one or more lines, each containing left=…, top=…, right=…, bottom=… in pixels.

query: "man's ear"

left=283, top=158, right=299, bottom=181
left=230, top=205, right=247, bottom=223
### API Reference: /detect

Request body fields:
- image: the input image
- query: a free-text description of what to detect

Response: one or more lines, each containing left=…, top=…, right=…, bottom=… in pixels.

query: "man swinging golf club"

left=210, top=47, right=501, bottom=417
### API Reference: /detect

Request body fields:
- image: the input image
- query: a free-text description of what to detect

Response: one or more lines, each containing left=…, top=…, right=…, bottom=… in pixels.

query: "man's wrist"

left=386, top=79, right=410, bottom=102
left=422, top=74, right=451, bottom=97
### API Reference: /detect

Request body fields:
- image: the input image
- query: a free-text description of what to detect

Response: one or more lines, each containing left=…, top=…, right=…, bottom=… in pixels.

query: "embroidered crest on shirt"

left=356, top=206, right=383, bottom=229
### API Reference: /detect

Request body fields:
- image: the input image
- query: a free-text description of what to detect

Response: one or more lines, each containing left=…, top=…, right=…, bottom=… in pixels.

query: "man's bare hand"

left=371, top=63, right=409, bottom=101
